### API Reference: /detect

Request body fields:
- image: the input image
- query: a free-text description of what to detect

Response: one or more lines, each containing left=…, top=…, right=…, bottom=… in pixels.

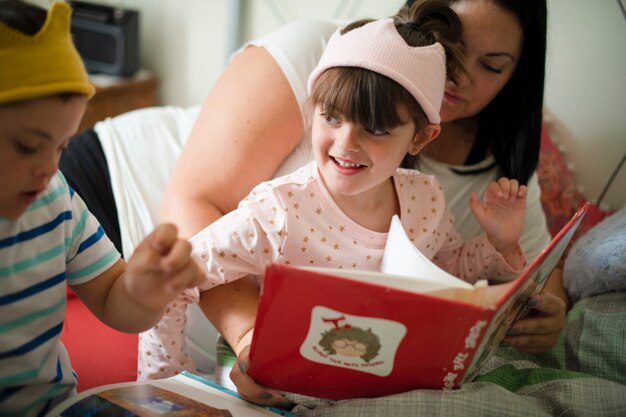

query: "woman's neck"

left=422, top=117, right=479, bottom=165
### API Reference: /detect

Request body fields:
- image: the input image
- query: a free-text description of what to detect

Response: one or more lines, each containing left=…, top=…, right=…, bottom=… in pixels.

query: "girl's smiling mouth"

left=331, top=156, right=365, bottom=170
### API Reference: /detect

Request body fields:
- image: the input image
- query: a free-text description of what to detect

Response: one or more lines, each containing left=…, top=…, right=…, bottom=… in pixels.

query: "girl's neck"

left=422, top=117, right=479, bottom=165
left=329, top=178, right=400, bottom=233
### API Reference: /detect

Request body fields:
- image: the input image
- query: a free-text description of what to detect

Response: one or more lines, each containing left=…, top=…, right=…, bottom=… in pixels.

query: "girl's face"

left=312, top=104, right=437, bottom=202
left=0, top=96, right=86, bottom=219
left=440, top=0, right=523, bottom=122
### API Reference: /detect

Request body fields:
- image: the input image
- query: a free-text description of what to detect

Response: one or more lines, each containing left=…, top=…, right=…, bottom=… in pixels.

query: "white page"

left=302, top=265, right=472, bottom=294
left=380, top=215, right=474, bottom=290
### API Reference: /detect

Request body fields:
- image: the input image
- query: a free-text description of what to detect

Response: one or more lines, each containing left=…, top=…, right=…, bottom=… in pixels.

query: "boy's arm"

left=72, top=224, right=204, bottom=333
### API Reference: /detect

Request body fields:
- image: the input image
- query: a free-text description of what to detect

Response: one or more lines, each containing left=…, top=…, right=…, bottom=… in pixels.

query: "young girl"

left=139, top=2, right=527, bottom=399
left=0, top=2, right=202, bottom=415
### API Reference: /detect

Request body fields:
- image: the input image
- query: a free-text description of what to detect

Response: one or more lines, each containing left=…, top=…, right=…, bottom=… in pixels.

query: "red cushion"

left=66, top=285, right=77, bottom=300
left=61, top=296, right=138, bottom=392
left=537, top=124, right=613, bottom=253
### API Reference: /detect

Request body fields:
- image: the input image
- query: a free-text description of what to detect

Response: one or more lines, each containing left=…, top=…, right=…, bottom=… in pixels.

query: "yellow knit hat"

left=0, top=1, right=95, bottom=105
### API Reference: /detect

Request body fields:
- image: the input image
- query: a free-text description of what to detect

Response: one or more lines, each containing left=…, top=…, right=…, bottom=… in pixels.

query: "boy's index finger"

left=149, top=223, right=179, bottom=254
left=160, top=239, right=193, bottom=274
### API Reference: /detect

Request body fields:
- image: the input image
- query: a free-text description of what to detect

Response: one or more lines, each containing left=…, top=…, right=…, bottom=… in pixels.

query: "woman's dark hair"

left=437, top=0, right=547, bottom=184
left=0, top=0, right=47, bottom=35
left=477, top=0, right=547, bottom=185
left=310, top=0, right=462, bottom=167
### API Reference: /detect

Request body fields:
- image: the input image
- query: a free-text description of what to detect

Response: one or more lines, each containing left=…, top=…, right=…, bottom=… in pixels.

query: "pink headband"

left=307, top=18, right=446, bottom=124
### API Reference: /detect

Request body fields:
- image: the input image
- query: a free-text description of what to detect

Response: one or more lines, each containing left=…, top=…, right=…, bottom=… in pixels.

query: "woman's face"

left=440, top=0, right=523, bottom=123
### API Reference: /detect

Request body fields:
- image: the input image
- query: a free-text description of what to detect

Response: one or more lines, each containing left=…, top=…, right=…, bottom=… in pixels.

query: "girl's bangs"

left=311, top=67, right=422, bottom=133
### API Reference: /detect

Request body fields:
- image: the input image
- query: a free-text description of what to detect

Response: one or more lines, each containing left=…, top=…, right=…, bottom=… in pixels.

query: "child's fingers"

left=164, top=263, right=204, bottom=294
left=468, top=191, right=488, bottom=223
left=160, top=238, right=194, bottom=273
left=496, top=177, right=512, bottom=199
left=518, top=184, right=528, bottom=198
left=485, top=180, right=504, bottom=199
left=468, top=191, right=481, bottom=211
left=148, top=223, right=179, bottom=254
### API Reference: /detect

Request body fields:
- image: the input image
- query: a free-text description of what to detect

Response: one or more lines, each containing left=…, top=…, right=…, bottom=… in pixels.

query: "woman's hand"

left=502, top=291, right=566, bottom=354
left=230, top=345, right=293, bottom=409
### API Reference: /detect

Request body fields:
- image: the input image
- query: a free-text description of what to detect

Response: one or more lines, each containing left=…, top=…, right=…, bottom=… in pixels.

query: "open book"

left=246, top=202, right=590, bottom=400
left=46, top=371, right=295, bottom=417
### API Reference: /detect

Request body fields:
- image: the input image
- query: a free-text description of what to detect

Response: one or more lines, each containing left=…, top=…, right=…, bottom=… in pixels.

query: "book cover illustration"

left=300, top=306, right=406, bottom=377
left=58, top=384, right=232, bottom=417
left=247, top=203, right=590, bottom=399
left=48, top=372, right=295, bottom=417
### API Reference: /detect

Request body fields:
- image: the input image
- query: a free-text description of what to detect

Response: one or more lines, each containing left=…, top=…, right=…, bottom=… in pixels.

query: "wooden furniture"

left=79, top=70, right=158, bottom=130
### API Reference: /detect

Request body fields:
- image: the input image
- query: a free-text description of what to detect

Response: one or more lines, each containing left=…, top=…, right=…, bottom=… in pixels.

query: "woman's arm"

left=161, top=45, right=304, bottom=237
left=160, top=45, right=304, bottom=400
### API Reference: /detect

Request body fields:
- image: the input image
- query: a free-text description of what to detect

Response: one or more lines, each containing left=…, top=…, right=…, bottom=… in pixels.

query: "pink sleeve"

left=137, top=289, right=199, bottom=380
left=191, top=198, right=288, bottom=291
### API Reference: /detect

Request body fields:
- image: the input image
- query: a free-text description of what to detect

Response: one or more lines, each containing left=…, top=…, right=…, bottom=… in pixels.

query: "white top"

left=95, top=105, right=201, bottom=259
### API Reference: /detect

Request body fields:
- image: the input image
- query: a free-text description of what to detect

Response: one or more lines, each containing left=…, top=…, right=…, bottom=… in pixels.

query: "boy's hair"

left=0, top=0, right=94, bottom=105
left=309, top=0, right=461, bottom=166
left=401, top=0, right=546, bottom=184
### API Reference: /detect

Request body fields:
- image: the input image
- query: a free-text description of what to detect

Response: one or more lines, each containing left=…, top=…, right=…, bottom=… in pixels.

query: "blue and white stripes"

left=0, top=171, right=119, bottom=417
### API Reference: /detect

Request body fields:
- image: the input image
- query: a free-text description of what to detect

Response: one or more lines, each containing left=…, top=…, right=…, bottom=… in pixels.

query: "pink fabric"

left=61, top=296, right=138, bottom=392
left=536, top=125, right=613, bottom=254
left=138, top=162, right=524, bottom=379
left=307, top=18, right=446, bottom=123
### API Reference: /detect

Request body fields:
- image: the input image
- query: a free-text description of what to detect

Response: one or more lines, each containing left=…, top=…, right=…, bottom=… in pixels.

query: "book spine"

left=442, top=313, right=491, bottom=389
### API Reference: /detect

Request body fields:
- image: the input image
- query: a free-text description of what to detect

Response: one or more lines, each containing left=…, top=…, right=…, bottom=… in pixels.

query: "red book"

left=247, top=202, right=590, bottom=400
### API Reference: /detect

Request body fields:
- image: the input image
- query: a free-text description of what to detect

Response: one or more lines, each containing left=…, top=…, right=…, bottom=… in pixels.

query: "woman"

left=156, top=0, right=566, bottom=406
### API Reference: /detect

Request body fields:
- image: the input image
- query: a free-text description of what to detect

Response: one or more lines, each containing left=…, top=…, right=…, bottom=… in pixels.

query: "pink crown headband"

left=307, top=18, right=446, bottom=124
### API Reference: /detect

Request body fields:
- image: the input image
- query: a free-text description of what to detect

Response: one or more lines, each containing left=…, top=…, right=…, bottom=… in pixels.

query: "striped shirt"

left=0, top=171, right=119, bottom=417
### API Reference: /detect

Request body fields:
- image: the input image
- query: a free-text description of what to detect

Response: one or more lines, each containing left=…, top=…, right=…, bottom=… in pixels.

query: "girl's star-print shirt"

left=137, top=161, right=525, bottom=379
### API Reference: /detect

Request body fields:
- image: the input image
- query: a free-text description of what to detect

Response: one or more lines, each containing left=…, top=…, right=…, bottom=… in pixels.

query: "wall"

left=545, top=0, right=626, bottom=210
left=29, top=0, right=626, bottom=209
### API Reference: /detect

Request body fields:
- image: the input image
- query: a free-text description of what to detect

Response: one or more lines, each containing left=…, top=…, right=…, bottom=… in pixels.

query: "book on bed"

left=246, top=202, right=590, bottom=400
left=46, top=371, right=295, bottom=417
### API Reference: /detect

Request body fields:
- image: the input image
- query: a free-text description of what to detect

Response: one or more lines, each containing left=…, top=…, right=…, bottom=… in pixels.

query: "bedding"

left=285, top=292, right=626, bottom=416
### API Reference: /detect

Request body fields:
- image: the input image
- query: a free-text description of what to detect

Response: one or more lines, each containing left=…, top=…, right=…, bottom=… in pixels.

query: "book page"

left=380, top=215, right=475, bottom=290
left=46, top=372, right=291, bottom=417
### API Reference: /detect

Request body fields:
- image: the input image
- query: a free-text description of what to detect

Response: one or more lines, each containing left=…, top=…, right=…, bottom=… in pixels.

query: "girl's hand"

left=470, top=177, right=527, bottom=255
left=230, top=345, right=293, bottom=409
left=502, top=291, right=566, bottom=354
left=125, top=223, right=205, bottom=311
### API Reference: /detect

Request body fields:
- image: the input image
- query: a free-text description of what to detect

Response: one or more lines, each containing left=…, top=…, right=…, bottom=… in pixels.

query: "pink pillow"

left=62, top=296, right=138, bottom=391
left=537, top=124, right=613, bottom=252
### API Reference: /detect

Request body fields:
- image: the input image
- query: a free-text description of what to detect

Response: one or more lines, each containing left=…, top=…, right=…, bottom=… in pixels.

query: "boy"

left=0, top=2, right=203, bottom=415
